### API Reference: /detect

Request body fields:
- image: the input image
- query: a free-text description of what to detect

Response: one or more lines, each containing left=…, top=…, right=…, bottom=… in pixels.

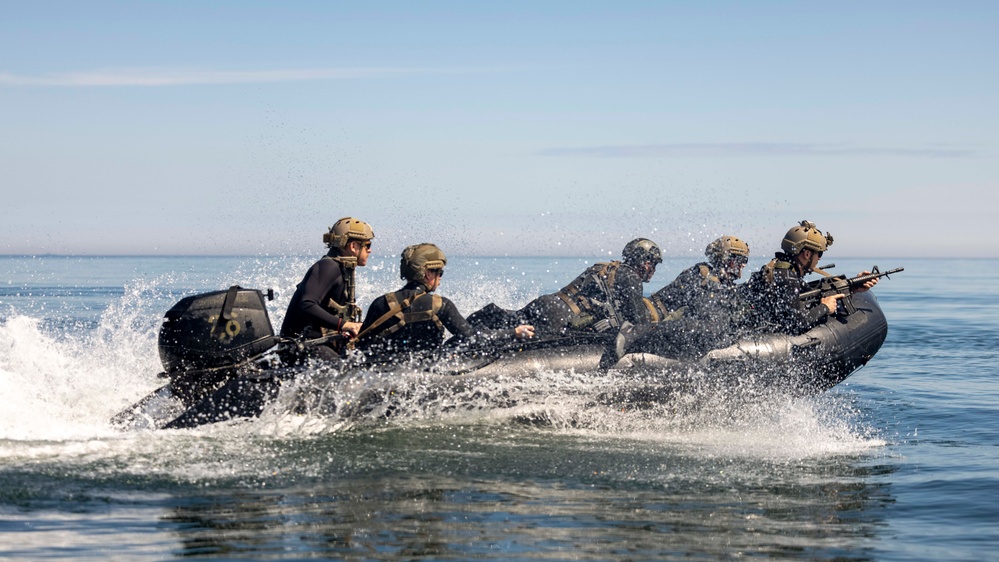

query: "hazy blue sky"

left=2, top=1, right=996, bottom=258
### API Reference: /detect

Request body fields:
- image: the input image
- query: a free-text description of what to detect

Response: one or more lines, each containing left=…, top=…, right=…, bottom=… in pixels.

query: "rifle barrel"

left=850, top=266, right=904, bottom=286
left=801, top=266, right=904, bottom=302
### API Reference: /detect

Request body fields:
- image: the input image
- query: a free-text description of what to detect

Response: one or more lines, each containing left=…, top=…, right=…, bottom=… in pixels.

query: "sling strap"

left=642, top=297, right=660, bottom=323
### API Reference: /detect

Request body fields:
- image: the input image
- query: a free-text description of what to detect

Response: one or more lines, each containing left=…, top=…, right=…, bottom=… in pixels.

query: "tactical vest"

left=760, top=257, right=794, bottom=284
left=555, top=261, right=624, bottom=329
left=649, top=263, right=717, bottom=323
left=356, top=288, right=445, bottom=342
left=761, top=254, right=830, bottom=285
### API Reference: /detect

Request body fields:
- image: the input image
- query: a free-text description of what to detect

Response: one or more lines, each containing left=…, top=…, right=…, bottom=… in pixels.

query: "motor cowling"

left=158, top=286, right=279, bottom=373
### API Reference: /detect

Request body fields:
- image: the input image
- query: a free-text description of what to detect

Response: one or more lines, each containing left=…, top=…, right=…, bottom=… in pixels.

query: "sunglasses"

left=428, top=268, right=444, bottom=277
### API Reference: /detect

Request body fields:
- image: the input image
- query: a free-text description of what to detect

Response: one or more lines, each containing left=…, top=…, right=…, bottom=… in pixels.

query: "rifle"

left=325, top=256, right=362, bottom=323
left=341, top=256, right=362, bottom=323
left=799, top=265, right=904, bottom=315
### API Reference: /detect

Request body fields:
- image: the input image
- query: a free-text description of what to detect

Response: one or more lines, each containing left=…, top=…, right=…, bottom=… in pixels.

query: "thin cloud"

left=0, top=66, right=453, bottom=87
left=538, top=142, right=977, bottom=158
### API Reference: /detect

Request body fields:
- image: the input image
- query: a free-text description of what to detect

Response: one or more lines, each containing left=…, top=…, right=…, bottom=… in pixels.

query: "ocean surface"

left=0, top=254, right=995, bottom=561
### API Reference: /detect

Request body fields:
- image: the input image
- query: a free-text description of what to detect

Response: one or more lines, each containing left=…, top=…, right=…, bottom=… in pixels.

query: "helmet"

left=780, top=220, right=833, bottom=255
left=323, top=217, right=374, bottom=249
left=705, top=235, right=750, bottom=266
left=400, top=243, right=447, bottom=282
left=622, top=238, right=663, bottom=268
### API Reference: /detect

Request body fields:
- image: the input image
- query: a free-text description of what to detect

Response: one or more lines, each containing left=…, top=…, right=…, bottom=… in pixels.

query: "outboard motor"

left=158, top=286, right=279, bottom=373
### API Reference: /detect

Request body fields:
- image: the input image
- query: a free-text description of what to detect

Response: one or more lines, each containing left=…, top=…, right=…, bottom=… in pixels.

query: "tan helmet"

left=622, top=238, right=663, bottom=268
left=781, top=220, right=834, bottom=255
left=400, top=243, right=447, bottom=282
left=705, top=235, right=750, bottom=265
left=323, top=217, right=374, bottom=249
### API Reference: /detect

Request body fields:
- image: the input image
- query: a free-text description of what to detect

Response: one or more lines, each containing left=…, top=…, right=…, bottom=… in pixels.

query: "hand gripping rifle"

left=799, top=265, right=904, bottom=315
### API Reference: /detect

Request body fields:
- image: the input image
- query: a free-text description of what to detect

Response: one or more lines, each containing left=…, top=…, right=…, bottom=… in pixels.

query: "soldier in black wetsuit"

left=651, top=235, right=751, bottom=330
left=742, top=220, right=878, bottom=335
left=355, top=243, right=534, bottom=358
left=167, top=217, right=375, bottom=426
left=280, top=217, right=374, bottom=356
left=484, top=238, right=662, bottom=336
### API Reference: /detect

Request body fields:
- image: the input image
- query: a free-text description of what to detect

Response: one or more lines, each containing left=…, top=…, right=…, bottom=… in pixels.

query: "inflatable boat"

left=111, top=284, right=890, bottom=430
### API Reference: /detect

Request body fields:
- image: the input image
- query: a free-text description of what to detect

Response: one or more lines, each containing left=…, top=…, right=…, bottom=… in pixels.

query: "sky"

left=2, top=1, right=997, bottom=259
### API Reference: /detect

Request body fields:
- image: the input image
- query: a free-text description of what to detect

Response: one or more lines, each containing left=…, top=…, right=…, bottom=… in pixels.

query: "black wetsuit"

left=280, top=253, right=353, bottom=338
left=356, top=281, right=517, bottom=356
left=630, top=262, right=751, bottom=358
left=741, top=253, right=829, bottom=335
left=651, top=262, right=750, bottom=329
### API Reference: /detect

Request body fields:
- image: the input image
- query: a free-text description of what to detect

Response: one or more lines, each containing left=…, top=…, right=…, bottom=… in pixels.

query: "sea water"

left=0, top=255, right=995, bottom=561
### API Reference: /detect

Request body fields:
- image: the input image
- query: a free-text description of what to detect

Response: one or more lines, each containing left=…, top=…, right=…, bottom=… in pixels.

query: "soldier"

left=651, top=235, right=750, bottom=324
left=280, top=217, right=374, bottom=356
left=488, top=238, right=663, bottom=335
left=507, top=238, right=663, bottom=336
left=355, top=243, right=534, bottom=357
left=742, top=220, right=877, bottom=334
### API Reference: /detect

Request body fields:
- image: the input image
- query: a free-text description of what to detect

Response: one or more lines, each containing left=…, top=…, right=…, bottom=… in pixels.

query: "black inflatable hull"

left=114, top=292, right=888, bottom=430
left=617, top=290, right=888, bottom=391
